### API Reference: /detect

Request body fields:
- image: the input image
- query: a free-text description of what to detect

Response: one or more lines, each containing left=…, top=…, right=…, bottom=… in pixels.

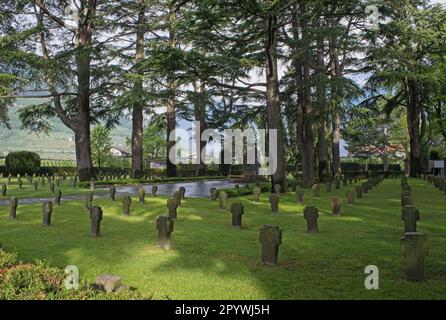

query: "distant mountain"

left=0, top=99, right=132, bottom=160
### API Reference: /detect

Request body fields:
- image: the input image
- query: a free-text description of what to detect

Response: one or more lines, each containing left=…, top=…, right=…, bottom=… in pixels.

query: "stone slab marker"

left=210, top=187, right=217, bottom=200
left=274, top=184, right=281, bottom=196
left=346, top=190, right=355, bottom=205
left=295, top=187, right=304, bottom=204
left=156, top=216, right=174, bottom=249
left=179, top=186, right=186, bottom=199
left=312, top=184, right=320, bottom=197
left=110, top=187, right=116, bottom=201
left=85, top=193, right=93, bottom=212
left=362, top=182, right=368, bottom=194
left=231, top=202, right=244, bottom=228
left=331, top=197, right=342, bottom=216
left=42, top=201, right=53, bottom=226
left=122, top=196, right=132, bottom=216
left=269, top=194, right=279, bottom=214
left=90, top=206, right=103, bottom=237
left=173, top=191, right=182, bottom=207
left=325, top=182, right=332, bottom=193
left=355, top=185, right=363, bottom=199
left=334, top=177, right=341, bottom=190
left=55, top=189, right=62, bottom=205
left=138, top=188, right=146, bottom=204
left=152, top=185, right=158, bottom=197
left=219, top=191, right=228, bottom=210
left=253, top=187, right=261, bottom=202
left=304, top=206, right=319, bottom=234
left=401, top=195, right=414, bottom=208
left=9, top=197, right=18, bottom=219
left=94, top=275, right=122, bottom=294
left=402, top=206, right=420, bottom=233
left=259, top=225, right=282, bottom=265
left=90, top=179, right=95, bottom=191
left=400, top=191, right=411, bottom=202
left=401, top=232, right=428, bottom=282
left=1, top=182, right=7, bottom=196
left=167, top=198, right=177, bottom=220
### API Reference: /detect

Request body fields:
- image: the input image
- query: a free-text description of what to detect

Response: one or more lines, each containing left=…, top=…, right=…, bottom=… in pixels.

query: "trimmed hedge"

left=4, top=151, right=41, bottom=175
left=216, top=182, right=271, bottom=198
left=0, top=165, right=223, bottom=178
left=79, top=176, right=227, bottom=188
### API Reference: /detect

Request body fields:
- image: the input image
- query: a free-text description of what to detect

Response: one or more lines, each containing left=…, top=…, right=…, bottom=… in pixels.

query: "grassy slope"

left=0, top=99, right=132, bottom=160
left=0, top=178, right=445, bottom=300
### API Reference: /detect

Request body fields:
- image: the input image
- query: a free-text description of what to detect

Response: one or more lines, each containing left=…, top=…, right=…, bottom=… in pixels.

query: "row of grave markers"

left=210, top=176, right=386, bottom=265
left=1, top=173, right=154, bottom=193
left=400, top=176, right=427, bottom=282
left=4, top=174, right=429, bottom=282
left=6, top=175, right=377, bottom=262
left=1, top=177, right=68, bottom=194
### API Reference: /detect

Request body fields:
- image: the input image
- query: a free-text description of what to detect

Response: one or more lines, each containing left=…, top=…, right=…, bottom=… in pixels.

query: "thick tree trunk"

left=265, top=14, right=286, bottom=192
left=131, top=7, right=146, bottom=179
left=166, top=9, right=177, bottom=177
left=301, top=59, right=315, bottom=188
left=166, top=84, right=177, bottom=177
left=382, top=127, right=389, bottom=171
left=194, top=81, right=207, bottom=176
left=131, top=105, right=144, bottom=178
left=329, top=33, right=341, bottom=177
left=383, top=153, right=389, bottom=171
left=75, top=4, right=95, bottom=181
left=332, top=112, right=341, bottom=176
left=36, top=0, right=95, bottom=181
left=316, top=27, right=329, bottom=182
left=317, top=125, right=329, bottom=180
left=294, top=8, right=314, bottom=188
left=196, top=126, right=207, bottom=176
left=405, top=79, right=423, bottom=177
left=74, top=126, right=93, bottom=181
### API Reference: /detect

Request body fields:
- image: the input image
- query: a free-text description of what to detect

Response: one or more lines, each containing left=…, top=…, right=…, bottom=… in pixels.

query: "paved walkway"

left=0, top=180, right=245, bottom=205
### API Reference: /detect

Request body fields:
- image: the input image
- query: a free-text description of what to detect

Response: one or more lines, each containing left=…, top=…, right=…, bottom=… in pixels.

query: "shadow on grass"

left=0, top=178, right=445, bottom=299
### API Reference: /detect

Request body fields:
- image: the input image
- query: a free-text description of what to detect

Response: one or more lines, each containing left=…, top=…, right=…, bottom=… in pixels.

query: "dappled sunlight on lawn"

left=0, top=177, right=445, bottom=299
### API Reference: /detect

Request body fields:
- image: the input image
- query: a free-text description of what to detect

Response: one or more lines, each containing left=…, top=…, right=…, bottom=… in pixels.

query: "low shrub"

left=287, top=179, right=301, bottom=192
left=217, top=182, right=271, bottom=198
left=0, top=249, right=146, bottom=300
left=5, top=151, right=41, bottom=175
left=78, top=176, right=227, bottom=188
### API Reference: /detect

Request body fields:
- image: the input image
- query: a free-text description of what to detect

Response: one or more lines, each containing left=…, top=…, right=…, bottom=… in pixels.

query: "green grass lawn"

left=0, top=178, right=103, bottom=199
left=0, top=178, right=445, bottom=300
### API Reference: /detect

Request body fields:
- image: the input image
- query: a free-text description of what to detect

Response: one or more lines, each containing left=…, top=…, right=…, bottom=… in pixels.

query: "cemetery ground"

left=0, top=178, right=445, bottom=300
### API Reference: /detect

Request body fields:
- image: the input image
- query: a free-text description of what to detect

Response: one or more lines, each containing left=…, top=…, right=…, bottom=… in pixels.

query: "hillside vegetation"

left=0, top=99, right=132, bottom=160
